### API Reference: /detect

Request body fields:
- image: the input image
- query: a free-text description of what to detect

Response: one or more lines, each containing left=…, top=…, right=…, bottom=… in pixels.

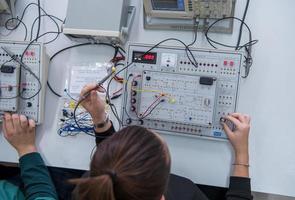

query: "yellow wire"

left=132, top=88, right=176, bottom=104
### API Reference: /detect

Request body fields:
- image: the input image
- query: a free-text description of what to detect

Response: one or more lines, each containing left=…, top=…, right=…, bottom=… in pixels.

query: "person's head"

left=72, top=126, right=171, bottom=200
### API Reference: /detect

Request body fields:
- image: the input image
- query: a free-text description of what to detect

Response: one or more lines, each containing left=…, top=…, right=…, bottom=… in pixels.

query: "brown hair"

left=72, top=126, right=171, bottom=200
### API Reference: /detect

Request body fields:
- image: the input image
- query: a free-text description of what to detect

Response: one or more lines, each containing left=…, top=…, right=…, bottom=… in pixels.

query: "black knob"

left=131, top=106, right=136, bottom=112
left=132, top=81, right=138, bottom=86
left=8, top=86, right=13, bottom=91
left=132, top=91, right=137, bottom=96
left=131, top=98, right=136, bottom=104
left=139, top=120, right=144, bottom=125
left=126, top=118, right=132, bottom=124
left=146, top=76, right=151, bottom=81
left=27, top=102, right=32, bottom=107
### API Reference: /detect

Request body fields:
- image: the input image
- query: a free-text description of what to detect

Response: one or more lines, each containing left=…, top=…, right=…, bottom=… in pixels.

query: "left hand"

left=2, top=113, right=37, bottom=157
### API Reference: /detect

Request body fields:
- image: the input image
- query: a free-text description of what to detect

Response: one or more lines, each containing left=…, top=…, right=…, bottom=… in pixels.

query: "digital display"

left=151, top=0, right=185, bottom=11
left=143, top=54, right=156, bottom=60
left=132, top=51, right=157, bottom=64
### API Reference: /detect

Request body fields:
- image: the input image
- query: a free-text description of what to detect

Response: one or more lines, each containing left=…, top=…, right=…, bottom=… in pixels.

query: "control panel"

left=0, top=40, right=49, bottom=124
left=194, top=0, right=234, bottom=19
left=121, top=44, right=243, bottom=139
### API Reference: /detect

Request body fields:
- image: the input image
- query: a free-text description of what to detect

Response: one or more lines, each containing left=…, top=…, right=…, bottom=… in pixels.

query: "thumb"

left=97, top=86, right=105, bottom=93
left=222, top=122, right=235, bottom=141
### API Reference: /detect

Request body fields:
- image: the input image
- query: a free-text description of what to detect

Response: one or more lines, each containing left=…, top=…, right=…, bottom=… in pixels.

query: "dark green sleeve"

left=19, top=152, right=58, bottom=200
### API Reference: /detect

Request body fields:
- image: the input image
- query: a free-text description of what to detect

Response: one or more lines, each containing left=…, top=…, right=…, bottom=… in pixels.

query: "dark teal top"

left=0, top=152, right=58, bottom=200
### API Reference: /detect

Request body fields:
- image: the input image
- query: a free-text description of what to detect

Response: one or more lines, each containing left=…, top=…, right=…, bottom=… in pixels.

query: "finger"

left=90, top=91, right=98, bottom=102
left=97, top=86, right=105, bottom=93
left=28, top=119, right=36, bottom=132
left=244, top=114, right=251, bottom=124
left=12, top=114, right=21, bottom=131
left=80, top=83, right=97, bottom=97
left=222, top=122, right=235, bottom=140
left=20, top=115, right=29, bottom=128
left=230, top=113, right=247, bottom=123
left=4, top=113, right=14, bottom=132
left=225, top=115, right=242, bottom=127
left=2, top=117, right=7, bottom=137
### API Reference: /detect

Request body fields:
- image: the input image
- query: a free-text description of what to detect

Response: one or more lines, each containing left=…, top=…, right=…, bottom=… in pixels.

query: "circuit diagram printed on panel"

left=121, top=44, right=243, bottom=139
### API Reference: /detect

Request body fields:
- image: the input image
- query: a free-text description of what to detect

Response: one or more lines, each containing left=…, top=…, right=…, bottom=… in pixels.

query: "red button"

left=230, top=61, right=234, bottom=67
left=224, top=61, right=228, bottom=66
left=25, top=51, right=30, bottom=56
left=31, top=52, right=35, bottom=56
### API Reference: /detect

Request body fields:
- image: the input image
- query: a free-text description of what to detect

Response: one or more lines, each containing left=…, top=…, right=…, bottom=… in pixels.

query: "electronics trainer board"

left=0, top=40, right=49, bottom=124
left=121, top=44, right=243, bottom=139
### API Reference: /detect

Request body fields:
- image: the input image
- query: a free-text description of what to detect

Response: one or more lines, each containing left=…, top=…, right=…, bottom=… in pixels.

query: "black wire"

left=72, top=47, right=125, bottom=136
left=236, top=0, right=250, bottom=50
left=4, top=17, right=28, bottom=41
left=30, top=14, right=62, bottom=41
left=205, top=17, right=257, bottom=49
left=205, top=16, right=258, bottom=78
left=188, top=20, right=199, bottom=47
left=4, top=3, right=39, bottom=33
left=50, top=43, right=125, bottom=62
left=47, top=43, right=125, bottom=98
left=11, top=2, right=64, bottom=98
left=47, top=81, right=62, bottom=97
left=36, top=0, right=41, bottom=40
left=4, top=2, right=63, bottom=42
left=142, top=38, right=199, bottom=68
left=15, top=31, right=60, bottom=100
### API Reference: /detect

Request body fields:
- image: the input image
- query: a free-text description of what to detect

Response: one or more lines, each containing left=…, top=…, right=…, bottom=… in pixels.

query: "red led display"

left=143, top=54, right=155, bottom=60
left=133, top=51, right=157, bottom=64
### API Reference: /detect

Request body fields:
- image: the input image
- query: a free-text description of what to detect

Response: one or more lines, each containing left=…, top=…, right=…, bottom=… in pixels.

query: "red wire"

left=112, top=88, right=123, bottom=95
left=139, top=95, right=163, bottom=118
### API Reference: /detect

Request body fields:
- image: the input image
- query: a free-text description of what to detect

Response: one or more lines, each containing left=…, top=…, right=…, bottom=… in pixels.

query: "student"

left=0, top=83, right=252, bottom=200
left=0, top=114, right=57, bottom=200
left=70, top=83, right=252, bottom=200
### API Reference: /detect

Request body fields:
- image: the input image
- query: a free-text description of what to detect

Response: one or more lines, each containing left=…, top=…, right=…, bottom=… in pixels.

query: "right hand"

left=80, top=83, right=106, bottom=124
left=2, top=113, right=37, bottom=157
left=222, top=113, right=251, bottom=163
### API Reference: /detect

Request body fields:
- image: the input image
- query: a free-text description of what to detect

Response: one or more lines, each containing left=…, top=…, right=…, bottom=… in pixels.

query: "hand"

left=222, top=113, right=251, bottom=163
left=2, top=113, right=37, bottom=157
left=80, top=83, right=106, bottom=124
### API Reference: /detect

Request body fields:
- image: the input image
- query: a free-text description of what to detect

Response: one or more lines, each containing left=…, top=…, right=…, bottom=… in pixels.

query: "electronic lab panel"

left=0, top=40, right=49, bottom=124
left=121, top=44, right=243, bottom=139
